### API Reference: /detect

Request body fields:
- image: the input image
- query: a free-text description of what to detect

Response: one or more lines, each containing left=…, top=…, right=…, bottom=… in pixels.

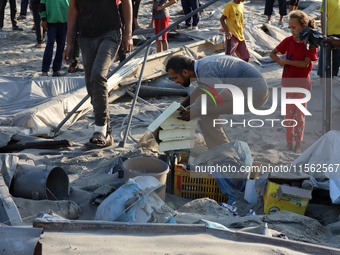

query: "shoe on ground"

left=278, top=21, right=283, bottom=27
left=17, top=15, right=26, bottom=20
left=41, top=72, right=48, bottom=76
left=265, top=20, right=271, bottom=24
left=68, top=66, right=84, bottom=73
left=12, top=26, right=23, bottom=31
left=191, top=26, right=198, bottom=30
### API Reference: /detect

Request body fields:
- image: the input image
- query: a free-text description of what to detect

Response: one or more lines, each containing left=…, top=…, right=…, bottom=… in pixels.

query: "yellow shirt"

left=320, top=0, right=340, bottom=35
left=222, top=1, right=244, bottom=41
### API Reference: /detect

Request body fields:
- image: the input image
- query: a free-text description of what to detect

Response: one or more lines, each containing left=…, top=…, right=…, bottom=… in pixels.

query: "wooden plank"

left=0, top=140, right=73, bottom=153
left=33, top=218, right=206, bottom=233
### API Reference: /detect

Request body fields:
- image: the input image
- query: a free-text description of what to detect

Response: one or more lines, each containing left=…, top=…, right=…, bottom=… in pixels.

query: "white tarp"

left=0, top=58, right=142, bottom=138
left=292, top=130, right=340, bottom=204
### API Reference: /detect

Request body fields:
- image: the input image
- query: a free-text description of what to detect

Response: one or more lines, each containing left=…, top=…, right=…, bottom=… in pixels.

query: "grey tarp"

left=0, top=58, right=142, bottom=138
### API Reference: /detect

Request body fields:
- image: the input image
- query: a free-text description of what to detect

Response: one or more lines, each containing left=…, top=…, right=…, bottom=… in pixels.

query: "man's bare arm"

left=121, top=0, right=133, bottom=53
left=63, top=0, right=78, bottom=63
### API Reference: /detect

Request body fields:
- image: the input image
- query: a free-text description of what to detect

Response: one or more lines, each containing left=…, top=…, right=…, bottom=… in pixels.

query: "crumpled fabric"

left=298, top=27, right=325, bottom=49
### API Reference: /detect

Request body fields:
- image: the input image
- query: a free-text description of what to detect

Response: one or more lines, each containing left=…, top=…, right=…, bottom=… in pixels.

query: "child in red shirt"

left=270, top=10, right=318, bottom=153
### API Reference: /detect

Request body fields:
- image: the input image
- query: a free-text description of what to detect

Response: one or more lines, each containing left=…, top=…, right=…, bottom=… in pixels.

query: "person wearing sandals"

left=0, top=0, right=24, bottom=31
left=18, top=0, right=29, bottom=20
left=39, top=0, right=69, bottom=76
left=30, top=0, right=46, bottom=48
left=63, top=0, right=133, bottom=150
left=220, top=0, right=250, bottom=62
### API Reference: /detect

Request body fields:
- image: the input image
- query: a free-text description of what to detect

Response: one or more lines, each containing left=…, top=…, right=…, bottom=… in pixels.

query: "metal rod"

left=119, top=44, right=152, bottom=147
left=126, top=90, right=163, bottom=113
left=325, top=44, right=333, bottom=132
left=322, top=0, right=327, bottom=134
left=52, top=0, right=219, bottom=137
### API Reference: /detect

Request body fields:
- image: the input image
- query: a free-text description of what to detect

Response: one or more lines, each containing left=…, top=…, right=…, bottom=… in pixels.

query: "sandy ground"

left=1, top=0, right=340, bottom=254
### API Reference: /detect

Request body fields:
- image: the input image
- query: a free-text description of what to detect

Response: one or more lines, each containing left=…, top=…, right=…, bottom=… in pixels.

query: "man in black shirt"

left=64, top=0, right=133, bottom=150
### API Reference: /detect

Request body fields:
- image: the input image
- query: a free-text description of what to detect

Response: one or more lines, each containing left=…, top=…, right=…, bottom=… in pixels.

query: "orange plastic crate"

left=174, top=164, right=228, bottom=203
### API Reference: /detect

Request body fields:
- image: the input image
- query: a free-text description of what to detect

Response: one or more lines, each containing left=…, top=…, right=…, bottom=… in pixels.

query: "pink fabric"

left=284, top=92, right=307, bottom=143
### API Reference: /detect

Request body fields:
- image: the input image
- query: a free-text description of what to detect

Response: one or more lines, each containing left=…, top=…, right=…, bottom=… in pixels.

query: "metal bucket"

left=10, top=165, right=69, bottom=200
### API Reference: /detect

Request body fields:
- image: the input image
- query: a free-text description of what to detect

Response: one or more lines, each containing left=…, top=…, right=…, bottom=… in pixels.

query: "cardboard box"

left=263, top=179, right=312, bottom=215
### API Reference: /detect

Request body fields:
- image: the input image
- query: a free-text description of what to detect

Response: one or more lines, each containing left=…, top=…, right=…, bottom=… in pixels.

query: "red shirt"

left=276, top=36, right=318, bottom=90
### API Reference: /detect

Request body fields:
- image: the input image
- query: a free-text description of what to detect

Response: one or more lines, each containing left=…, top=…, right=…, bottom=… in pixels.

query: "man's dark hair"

left=165, top=55, right=195, bottom=74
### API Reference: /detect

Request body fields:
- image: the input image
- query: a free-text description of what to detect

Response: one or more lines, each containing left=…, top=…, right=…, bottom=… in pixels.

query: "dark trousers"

left=41, top=23, right=67, bottom=72
left=133, top=0, right=140, bottom=20
left=20, top=0, right=28, bottom=16
left=317, top=35, right=340, bottom=77
left=0, top=0, right=18, bottom=28
left=264, top=0, right=287, bottom=16
left=78, top=30, right=122, bottom=128
left=181, top=0, right=199, bottom=27
left=30, top=0, right=44, bottom=43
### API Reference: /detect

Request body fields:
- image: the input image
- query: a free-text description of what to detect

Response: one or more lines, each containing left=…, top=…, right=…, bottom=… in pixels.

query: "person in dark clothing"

left=0, top=0, right=23, bottom=31
left=18, top=0, right=29, bottom=19
left=30, top=0, right=45, bottom=48
left=264, top=0, right=287, bottom=26
left=63, top=0, right=133, bottom=149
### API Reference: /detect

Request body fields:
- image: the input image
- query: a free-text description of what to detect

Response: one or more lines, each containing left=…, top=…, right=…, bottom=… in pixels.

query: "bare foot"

left=284, top=142, right=293, bottom=151
left=295, top=142, right=302, bottom=153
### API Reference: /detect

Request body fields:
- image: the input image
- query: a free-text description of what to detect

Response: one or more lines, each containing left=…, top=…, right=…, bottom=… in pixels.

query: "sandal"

left=82, top=132, right=113, bottom=150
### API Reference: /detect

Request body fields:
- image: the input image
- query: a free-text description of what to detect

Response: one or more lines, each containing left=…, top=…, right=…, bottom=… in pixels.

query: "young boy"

left=220, top=0, right=250, bottom=62
left=39, top=0, right=69, bottom=76
left=151, top=0, right=177, bottom=52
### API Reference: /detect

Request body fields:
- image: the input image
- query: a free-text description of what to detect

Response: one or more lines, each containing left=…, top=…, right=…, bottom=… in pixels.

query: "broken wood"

left=118, top=40, right=223, bottom=86
left=119, top=71, right=168, bottom=87
left=0, top=140, right=73, bottom=153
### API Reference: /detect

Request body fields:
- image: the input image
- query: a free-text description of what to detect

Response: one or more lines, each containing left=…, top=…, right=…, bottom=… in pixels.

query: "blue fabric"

left=212, top=162, right=247, bottom=205
left=41, top=23, right=67, bottom=72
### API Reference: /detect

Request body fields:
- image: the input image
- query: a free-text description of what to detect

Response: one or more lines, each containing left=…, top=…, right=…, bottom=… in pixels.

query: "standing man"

left=317, top=0, right=340, bottom=79
left=63, top=0, right=133, bottom=150
left=165, top=55, right=269, bottom=149
left=0, top=0, right=23, bottom=31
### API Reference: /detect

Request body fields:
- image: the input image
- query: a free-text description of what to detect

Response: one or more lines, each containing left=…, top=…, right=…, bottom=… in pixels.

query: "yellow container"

left=263, top=180, right=311, bottom=215
left=174, top=164, right=228, bottom=203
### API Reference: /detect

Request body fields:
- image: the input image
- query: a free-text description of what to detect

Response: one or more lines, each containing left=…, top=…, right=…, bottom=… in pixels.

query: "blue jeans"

left=78, top=30, right=122, bottom=128
left=41, top=23, right=67, bottom=72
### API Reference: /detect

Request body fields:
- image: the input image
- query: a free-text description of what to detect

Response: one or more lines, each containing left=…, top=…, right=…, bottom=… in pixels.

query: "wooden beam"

left=0, top=140, right=73, bottom=153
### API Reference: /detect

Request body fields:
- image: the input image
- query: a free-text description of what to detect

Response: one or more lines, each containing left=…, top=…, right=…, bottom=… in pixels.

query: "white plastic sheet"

left=292, top=130, right=340, bottom=204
